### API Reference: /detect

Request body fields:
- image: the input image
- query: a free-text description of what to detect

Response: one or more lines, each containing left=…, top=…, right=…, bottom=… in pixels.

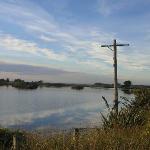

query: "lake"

left=0, top=86, right=132, bottom=130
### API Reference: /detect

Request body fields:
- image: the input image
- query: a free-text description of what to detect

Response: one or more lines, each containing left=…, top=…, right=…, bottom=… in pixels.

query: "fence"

left=0, top=127, right=98, bottom=149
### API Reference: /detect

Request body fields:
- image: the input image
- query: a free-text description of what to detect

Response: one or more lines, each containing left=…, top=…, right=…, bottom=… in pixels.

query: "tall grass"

left=20, top=126, right=150, bottom=149
left=101, top=89, right=150, bottom=129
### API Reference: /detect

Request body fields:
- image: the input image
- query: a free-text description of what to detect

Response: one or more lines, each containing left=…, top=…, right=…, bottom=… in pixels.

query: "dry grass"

left=22, top=126, right=150, bottom=150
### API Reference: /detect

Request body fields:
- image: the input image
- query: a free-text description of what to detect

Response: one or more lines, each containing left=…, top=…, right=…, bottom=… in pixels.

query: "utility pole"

left=101, top=39, right=129, bottom=114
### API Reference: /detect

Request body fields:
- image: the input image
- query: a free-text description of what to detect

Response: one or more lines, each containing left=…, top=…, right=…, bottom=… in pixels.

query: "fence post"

left=12, top=134, right=17, bottom=150
left=73, top=128, right=79, bottom=150
left=63, top=133, right=65, bottom=150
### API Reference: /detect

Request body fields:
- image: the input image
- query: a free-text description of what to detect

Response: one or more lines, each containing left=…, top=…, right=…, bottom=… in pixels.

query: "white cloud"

left=0, top=1, right=116, bottom=59
left=0, top=108, right=65, bottom=126
left=96, top=0, right=130, bottom=16
left=0, top=34, right=38, bottom=54
left=41, top=48, right=66, bottom=60
left=0, top=33, right=66, bottom=61
left=0, top=0, right=57, bottom=33
left=119, top=52, right=150, bottom=70
left=0, top=0, right=149, bottom=79
left=40, top=35, right=57, bottom=42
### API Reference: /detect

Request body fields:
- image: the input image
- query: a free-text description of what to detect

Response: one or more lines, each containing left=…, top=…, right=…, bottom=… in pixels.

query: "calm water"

left=0, top=86, right=132, bottom=130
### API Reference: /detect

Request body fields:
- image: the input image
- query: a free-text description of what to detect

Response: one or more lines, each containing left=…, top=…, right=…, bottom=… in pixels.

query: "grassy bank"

left=0, top=88, right=150, bottom=150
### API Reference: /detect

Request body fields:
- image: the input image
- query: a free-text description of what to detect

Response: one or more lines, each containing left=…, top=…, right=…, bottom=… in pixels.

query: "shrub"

left=101, top=88, right=150, bottom=129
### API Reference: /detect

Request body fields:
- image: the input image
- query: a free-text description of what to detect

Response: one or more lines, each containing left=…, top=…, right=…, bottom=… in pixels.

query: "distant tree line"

left=0, top=78, right=149, bottom=90
left=11, top=79, right=39, bottom=89
left=0, top=78, right=10, bottom=86
left=0, top=78, right=40, bottom=89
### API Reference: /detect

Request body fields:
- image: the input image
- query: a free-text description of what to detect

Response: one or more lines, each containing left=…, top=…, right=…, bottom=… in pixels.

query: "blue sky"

left=0, top=0, right=149, bottom=84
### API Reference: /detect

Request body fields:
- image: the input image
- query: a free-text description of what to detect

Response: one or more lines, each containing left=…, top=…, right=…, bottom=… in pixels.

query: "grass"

left=4, top=126, right=149, bottom=150
left=0, top=88, right=150, bottom=150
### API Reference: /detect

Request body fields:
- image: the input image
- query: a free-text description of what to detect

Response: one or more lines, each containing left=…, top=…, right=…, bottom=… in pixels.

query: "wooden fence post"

left=73, top=128, right=79, bottom=150
left=12, top=134, right=17, bottom=150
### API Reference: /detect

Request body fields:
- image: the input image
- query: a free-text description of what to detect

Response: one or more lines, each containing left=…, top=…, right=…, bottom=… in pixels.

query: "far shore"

left=0, top=78, right=150, bottom=90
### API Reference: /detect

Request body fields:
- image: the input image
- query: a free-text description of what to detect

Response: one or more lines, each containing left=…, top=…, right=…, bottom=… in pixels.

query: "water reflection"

left=0, top=86, right=132, bottom=130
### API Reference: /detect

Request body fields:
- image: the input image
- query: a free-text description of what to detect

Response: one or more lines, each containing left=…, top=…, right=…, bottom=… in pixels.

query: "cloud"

left=0, top=34, right=38, bottom=54
left=40, top=35, right=57, bottom=42
left=0, top=63, right=67, bottom=75
left=96, top=0, right=130, bottom=16
left=0, top=108, right=65, bottom=126
left=97, top=0, right=150, bottom=16
left=0, top=93, right=106, bottom=127
left=118, top=48, right=150, bottom=71
left=41, top=48, right=66, bottom=61
left=0, top=1, right=116, bottom=51
left=0, top=0, right=117, bottom=72
left=0, top=0, right=149, bottom=83
left=0, top=33, right=66, bottom=61
left=0, top=62, right=113, bottom=83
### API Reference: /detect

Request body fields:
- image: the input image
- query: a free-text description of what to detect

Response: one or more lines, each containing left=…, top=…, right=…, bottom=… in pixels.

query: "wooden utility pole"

left=113, top=39, right=118, bottom=114
left=101, top=39, right=129, bottom=114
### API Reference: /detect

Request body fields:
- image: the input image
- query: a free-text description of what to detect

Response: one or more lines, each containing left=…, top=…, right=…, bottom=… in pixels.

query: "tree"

left=123, top=80, right=132, bottom=88
left=6, top=78, right=9, bottom=83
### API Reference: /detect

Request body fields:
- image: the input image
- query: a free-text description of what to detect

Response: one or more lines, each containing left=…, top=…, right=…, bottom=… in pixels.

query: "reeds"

left=101, top=88, right=150, bottom=129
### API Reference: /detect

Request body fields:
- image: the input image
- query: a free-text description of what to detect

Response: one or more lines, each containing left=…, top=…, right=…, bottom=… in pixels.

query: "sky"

left=0, top=0, right=150, bottom=84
